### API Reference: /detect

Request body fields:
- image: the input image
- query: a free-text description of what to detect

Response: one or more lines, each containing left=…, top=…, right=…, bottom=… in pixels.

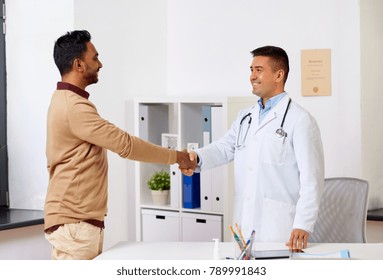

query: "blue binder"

left=183, top=173, right=201, bottom=209
left=202, top=105, right=212, bottom=142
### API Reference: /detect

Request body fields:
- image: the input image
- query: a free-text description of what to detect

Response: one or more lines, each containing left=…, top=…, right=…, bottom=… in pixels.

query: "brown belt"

left=44, top=219, right=105, bottom=234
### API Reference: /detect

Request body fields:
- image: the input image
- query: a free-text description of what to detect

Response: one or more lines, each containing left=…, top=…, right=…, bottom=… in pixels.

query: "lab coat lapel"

left=255, top=95, right=290, bottom=133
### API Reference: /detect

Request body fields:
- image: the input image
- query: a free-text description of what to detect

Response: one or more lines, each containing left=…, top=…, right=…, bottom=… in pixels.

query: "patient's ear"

left=73, top=58, right=84, bottom=73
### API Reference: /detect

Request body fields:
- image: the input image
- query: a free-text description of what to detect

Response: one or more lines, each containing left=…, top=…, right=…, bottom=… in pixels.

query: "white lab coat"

left=196, top=94, right=324, bottom=242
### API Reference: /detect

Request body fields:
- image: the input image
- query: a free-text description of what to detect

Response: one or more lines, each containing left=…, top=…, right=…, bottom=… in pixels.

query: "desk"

left=96, top=241, right=383, bottom=260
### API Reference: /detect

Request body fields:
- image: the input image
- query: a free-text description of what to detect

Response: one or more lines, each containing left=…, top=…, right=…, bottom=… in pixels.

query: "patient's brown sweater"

left=44, top=82, right=176, bottom=230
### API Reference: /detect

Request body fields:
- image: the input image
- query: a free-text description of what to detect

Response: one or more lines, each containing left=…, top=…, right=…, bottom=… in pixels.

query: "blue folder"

left=183, top=173, right=201, bottom=209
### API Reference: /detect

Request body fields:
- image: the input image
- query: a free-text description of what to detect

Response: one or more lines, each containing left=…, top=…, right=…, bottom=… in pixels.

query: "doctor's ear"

left=275, top=69, right=285, bottom=83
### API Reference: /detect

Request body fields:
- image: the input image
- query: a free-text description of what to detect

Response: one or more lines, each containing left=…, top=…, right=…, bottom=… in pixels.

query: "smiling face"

left=250, top=56, right=285, bottom=104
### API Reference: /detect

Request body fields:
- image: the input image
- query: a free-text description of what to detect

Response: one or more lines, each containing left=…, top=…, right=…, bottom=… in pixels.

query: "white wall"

left=6, top=0, right=381, bottom=254
left=73, top=0, right=168, bottom=249
left=167, top=0, right=361, bottom=180
left=6, top=0, right=74, bottom=210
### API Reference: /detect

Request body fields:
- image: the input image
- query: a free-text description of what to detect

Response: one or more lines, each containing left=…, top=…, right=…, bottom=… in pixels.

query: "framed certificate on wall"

left=301, top=49, right=331, bottom=96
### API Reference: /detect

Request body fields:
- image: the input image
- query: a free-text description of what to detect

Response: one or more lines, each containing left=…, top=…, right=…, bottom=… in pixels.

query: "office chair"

left=309, top=177, right=369, bottom=243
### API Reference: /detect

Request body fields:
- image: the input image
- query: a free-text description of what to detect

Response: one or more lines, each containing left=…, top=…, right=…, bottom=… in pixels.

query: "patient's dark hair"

left=53, top=30, right=91, bottom=75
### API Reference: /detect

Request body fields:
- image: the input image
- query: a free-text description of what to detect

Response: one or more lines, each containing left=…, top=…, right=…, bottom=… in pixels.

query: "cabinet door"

left=181, top=212, right=222, bottom=241
left=141, top=209, right=180, bottom=241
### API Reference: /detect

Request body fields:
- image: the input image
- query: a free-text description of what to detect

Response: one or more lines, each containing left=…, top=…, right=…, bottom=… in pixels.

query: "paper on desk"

left=291, top=249, right=350, bottom=260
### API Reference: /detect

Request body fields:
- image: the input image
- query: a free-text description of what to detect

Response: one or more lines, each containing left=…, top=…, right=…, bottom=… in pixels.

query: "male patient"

left=44, top=30, right=196, bottom=260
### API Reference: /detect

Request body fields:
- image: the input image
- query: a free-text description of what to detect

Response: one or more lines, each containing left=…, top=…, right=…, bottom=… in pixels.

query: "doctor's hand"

left=285, top=229, right=309, bottom=251
left=176, top=150, right=197, bottom=175
left=179, top=151, right=198, bottom=176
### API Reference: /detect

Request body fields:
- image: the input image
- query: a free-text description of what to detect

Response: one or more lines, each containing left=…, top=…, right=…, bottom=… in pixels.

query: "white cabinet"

left=181, top=212, right=222, bottom=241
left=141, top=209, right=180, bottom=241
left=134, top=97, right=230, bottom=242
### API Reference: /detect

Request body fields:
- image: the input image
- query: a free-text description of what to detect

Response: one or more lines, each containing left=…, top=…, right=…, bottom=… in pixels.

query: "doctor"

left=183, top=46, right=324, bottom=250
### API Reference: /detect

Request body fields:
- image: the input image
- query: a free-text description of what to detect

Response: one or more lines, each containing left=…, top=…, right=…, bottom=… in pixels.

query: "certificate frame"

left=301, top=49, right=332, bottom=97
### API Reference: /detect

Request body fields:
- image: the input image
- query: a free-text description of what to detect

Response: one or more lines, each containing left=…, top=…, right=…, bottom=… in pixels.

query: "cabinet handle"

left=196, top=219, right=206, bottom=224
left=155, top=215, right=165, bottom=220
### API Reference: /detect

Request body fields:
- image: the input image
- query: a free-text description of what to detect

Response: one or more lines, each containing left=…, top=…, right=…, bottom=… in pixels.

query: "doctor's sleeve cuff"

left=193, top=151, right=202, bottom=173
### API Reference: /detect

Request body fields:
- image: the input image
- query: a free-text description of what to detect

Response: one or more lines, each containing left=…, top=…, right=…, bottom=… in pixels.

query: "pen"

left=235, top=223, right=246, bottom=247
left=230, top=225, right=245, bottom=251
left=246, top=230, right=255, bottom=259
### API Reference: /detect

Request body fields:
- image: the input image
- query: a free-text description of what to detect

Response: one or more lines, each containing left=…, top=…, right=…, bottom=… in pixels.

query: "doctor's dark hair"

left=251, top=46, right=289, bottom=84
left=53, top=30, right=92, bottom=75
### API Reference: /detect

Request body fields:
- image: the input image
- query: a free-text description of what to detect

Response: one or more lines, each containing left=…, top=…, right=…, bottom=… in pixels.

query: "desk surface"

left=96, top=241, right=383, bottom=260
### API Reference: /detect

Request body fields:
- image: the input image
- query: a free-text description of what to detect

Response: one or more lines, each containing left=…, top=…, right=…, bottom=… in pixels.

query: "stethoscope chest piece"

left=275, top=128, right=287, bottom=138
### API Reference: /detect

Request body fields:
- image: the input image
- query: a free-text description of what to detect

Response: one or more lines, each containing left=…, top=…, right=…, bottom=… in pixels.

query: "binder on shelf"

left=138, top=105, right=149, bottom=141
left=211, top=167, right=224, bottom=212
left=200, top=106, right=212, bottom=211
left=202, top=105, right=212, bottom=145
left=200, top=105, right=224, bottom=212
left=183, top=173, right=201, bottom=209
left=200, top=169, right=213, bottom=211
left=169, top=165, right=180, bottom=208
left=211, top=106, right=224, bottom=212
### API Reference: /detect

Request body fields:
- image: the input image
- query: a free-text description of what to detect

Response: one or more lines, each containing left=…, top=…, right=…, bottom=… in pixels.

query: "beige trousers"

left=45, top=221, right=104, bottom=260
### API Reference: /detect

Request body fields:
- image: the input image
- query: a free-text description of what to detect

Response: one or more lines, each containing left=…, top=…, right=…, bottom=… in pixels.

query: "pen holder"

left=234, top=241, right=255, bottom=260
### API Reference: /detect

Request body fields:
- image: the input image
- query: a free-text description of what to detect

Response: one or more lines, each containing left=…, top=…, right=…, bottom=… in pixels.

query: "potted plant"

left=147, top=170, right=170, bottom=205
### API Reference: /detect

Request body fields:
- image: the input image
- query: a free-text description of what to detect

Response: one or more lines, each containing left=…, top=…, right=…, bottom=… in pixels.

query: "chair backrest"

left=309, top=177, right=369, bottom=243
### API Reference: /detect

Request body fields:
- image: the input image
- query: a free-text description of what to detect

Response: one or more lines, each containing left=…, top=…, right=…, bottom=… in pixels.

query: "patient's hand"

left=179, top=150, right=197, bottom=176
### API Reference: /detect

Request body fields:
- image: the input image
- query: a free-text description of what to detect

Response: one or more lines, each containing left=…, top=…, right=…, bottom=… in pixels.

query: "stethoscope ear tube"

left=236, top=113, right=252, bottom=148
left=240, top=112, right=252, bottom=125
left=280, top=98, right=291, bottom=129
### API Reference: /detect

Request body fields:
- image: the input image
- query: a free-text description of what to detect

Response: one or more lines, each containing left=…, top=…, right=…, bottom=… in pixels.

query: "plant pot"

left=151, top=190, right=169, bottom=206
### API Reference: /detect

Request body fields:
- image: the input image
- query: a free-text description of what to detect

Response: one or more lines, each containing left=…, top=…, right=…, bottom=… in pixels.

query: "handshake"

left=176, top=150, right=198, bottom=176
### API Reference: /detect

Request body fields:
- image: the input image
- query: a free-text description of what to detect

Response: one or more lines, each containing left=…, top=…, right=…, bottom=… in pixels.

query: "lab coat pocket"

left=262, top=133, right=287, bottom=165
left=259, top=198, right=295, bottom=242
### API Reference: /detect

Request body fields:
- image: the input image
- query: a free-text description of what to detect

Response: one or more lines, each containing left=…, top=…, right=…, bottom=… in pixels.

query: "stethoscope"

left=235, top=98, right=292, bottom=149
left=275, top=98, right=292, bottom=138
left=235, top=112, right=252, bottom=149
